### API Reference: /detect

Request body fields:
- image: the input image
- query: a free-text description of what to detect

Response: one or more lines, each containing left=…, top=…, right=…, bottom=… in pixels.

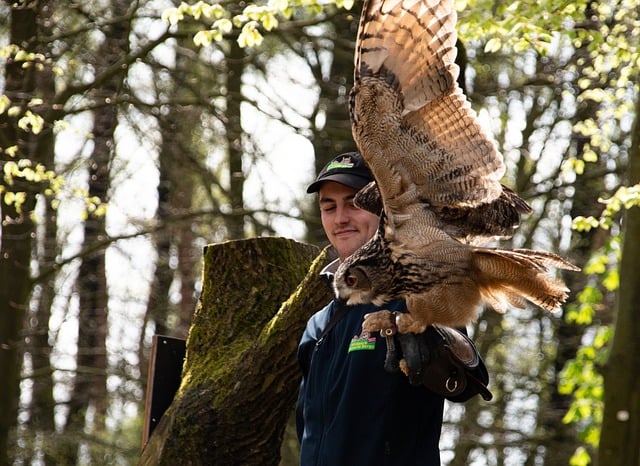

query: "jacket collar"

left=320, top=258, right=340, bottom=286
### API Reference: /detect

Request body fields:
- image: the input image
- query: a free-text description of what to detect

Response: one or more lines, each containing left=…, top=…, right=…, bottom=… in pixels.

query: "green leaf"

left=336, top=0, right=355, bottom=9
left=261, top=13, right=279, bottom=31
left=602, top=269, right=619, bottom=291
left=569, top=447, right=591, bottom=466
left=0, top=95, right=10, bottom=114
left=162, top=7, right=184, bottom=25
left=194, top=30, right=214, bottom=47
left=572, top=215, right=600, bottom=232
left=18, top=110, right=44, bottom=134
left=237, top=22, right=264, bottom=48
left=513, top=39, right=529, bottom=53
left=484, top=37, right=502, bottom=53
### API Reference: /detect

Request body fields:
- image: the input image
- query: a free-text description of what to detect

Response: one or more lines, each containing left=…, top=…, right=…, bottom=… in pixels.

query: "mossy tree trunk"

left=140, top=237, right=333, bottom=465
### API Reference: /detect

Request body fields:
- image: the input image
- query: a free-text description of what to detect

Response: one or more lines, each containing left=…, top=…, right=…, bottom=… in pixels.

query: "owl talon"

left=395, top=312, right=428, bottom=334
left=362, top=309, right=396, bottom=334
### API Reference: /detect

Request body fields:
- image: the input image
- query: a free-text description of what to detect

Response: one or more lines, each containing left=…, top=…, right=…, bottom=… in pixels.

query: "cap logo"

left=326, top=156, right=355, bottom=171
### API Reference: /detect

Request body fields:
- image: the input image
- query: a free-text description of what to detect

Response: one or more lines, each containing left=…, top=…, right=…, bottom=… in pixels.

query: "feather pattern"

left=335, top=0, right=580, bottom=332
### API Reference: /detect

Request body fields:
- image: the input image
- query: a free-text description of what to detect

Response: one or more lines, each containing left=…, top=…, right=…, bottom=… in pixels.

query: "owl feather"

left=336, top=0, right=580, bottom=332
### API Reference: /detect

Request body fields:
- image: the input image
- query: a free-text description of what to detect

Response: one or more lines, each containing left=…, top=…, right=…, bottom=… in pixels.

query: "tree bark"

left=61, top=1, right=130, bottom=461
left=0, top=3, right=41, bottom=464
left=139, top=237, right=332, bottom=465
left=597, top=85, right=640, bottom=466
left=225, top=36, right=247, bottom=240
left=20, top=0, right=58, bottom=459
left=25, top=198, right=58, bottom=466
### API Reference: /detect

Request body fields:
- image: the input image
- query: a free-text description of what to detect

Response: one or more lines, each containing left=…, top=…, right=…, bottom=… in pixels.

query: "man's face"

left=318, top=181, right=379, bottom=261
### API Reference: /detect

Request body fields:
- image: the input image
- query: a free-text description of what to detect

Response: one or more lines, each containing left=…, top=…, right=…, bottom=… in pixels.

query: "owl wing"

left=350, top=0, right=521, bottom=244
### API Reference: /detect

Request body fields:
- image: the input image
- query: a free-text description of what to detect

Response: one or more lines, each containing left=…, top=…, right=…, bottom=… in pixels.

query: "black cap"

left=306, top=152, right=374, bottom=193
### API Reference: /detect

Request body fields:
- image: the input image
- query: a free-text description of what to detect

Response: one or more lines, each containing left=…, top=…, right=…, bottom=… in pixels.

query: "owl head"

left=333, top=231, right=398, bottom=307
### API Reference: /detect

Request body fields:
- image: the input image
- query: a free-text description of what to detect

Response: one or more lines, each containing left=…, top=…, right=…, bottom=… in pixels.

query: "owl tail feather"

left=471, top=248, right=580, bottom=313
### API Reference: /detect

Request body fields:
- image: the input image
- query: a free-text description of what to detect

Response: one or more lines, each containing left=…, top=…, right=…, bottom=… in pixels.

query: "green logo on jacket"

left=348, top=332, right=376, bottom=352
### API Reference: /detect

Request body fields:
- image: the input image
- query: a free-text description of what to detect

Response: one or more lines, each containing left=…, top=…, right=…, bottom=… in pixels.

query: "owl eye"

left=345, top=273, right=358, bottom=287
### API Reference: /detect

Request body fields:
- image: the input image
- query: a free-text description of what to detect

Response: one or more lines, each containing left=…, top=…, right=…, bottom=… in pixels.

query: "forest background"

left=0, top=0, right=638, bottom=465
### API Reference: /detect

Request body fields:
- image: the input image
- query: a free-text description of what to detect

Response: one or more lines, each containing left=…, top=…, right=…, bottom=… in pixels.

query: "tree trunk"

left=597, top=88, right=640, bottom=466
left=60, top=1, right=130, bottom=462
left=139, top=237, right=332, bottom=465
left=225, top=37, right=246, bottom=240
left=25, top=197, right=58, bottom=466
left=0, top=3, right=41, bottom=464
left=22, top=5, right=61, bottom=462
left=140, top=103, right=200, bottom=384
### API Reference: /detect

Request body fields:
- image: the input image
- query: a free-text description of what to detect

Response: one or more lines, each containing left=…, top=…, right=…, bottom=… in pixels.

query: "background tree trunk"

left=225, top=36, right=247, bottom=240
left=60, top=1, right=130, bottom=461
left=597, top=88, right=640, bottom=466
left=0, top=4, right=41, bottom=464
left=139, top=237, right=332, bottom=465
left=23, top=64, right=58, bottom=464
left=24, top=197, right=58, bottom=466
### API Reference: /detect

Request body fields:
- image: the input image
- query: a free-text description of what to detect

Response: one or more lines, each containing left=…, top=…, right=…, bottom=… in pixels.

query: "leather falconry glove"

left=381, top=321, right=493, bottom=402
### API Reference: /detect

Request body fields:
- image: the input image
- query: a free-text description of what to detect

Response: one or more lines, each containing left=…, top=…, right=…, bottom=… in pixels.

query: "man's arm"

left=295, top=301, right=335, bottom=441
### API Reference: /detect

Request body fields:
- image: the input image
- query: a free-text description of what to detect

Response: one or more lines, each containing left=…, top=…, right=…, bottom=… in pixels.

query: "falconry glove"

left=383, top=325, right=493, bottom=402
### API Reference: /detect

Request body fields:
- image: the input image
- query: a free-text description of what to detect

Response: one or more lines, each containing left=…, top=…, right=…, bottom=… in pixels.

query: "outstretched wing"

left=350, top=0, right=524, bottom=244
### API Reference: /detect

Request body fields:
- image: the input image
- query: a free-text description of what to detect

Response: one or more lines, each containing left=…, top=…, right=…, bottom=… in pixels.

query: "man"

left=296, top=152, right=490, bottom=466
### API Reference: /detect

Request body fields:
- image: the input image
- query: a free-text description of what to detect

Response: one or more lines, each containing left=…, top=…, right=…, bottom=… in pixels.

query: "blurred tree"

left=598, top=87, right=640, bottom=466
left=58, top=0, right=131, bottom=463
left=17, top=2, right=59, bottom=465
left=0, top=3, right=51, bottom=464
left=0, top=0, right=175, bottom=462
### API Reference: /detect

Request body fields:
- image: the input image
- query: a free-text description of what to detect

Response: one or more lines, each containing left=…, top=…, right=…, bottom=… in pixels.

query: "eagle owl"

left=334, top=0, right=580, bottom=333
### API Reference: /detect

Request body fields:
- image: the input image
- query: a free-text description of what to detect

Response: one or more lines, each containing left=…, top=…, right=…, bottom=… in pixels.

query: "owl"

left=334, top=0, right=580, bottom=333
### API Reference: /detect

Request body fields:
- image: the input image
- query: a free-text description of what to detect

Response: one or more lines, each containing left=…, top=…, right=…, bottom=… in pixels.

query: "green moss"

left=177, top=238, right=323, bottom=402
left=146, top=238, right=332, bottom=463
left=260, top=247, right=330, bottom=342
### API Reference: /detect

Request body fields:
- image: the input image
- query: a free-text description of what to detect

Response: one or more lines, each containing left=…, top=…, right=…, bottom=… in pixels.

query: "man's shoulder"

left=301, top=301, right=334, bottom=343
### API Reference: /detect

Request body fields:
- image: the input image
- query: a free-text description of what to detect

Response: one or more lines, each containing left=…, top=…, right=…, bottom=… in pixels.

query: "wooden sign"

left=142, top=335, right=186, bottom=447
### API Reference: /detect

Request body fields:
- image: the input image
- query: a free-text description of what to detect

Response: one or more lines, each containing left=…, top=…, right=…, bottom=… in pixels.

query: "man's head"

left=307, top=152, right=379, bottom=261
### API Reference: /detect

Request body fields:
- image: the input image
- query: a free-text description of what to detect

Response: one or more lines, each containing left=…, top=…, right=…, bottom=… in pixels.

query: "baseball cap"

left=306, top=151, right=374, bottom=193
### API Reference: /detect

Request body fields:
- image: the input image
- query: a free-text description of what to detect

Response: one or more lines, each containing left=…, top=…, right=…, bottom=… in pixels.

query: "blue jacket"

left=296, top=259, right=490, bottom=466
left=296, top=298, right=446, bottom=466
